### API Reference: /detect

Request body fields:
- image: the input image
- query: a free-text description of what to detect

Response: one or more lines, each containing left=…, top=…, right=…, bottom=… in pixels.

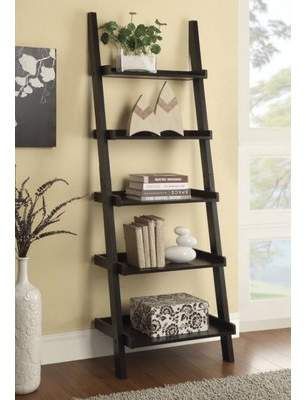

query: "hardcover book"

left=136, top=223, right=150, bottom=268
left=134, top=216, right=157, bottom=268
left=129, top=173, right=188, bottom=183
left=126, top=188, right=191, bottom=197
left=126, top=195, right=191, bottom=201
left=123, top=224, right=146, bottom=268
left=142, top=215, right=165, bottom=268
left=128, top=181, right=189, bottom=190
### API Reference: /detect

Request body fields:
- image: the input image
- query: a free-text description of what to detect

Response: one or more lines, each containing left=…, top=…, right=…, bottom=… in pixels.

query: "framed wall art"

left=15, top=46, right=56, bottom=147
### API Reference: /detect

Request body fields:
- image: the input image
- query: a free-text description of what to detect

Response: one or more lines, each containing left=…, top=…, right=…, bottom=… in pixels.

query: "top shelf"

left=100, top=66, right=207, bottom=80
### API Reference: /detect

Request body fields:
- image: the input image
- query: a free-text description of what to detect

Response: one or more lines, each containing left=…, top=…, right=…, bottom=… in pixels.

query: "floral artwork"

left=15, top=47, right=56, bottom=147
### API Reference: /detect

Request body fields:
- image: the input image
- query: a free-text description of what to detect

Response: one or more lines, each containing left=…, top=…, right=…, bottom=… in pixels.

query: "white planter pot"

left=15, top=257, right=41, bottom=394
left=116, top=50, right=157, bottom=73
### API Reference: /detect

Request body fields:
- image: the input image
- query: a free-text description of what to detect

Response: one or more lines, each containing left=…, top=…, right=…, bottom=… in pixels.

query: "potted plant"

left=15, top=177, right=83, bottom=394
left=100, top=12, right=167, bottom=73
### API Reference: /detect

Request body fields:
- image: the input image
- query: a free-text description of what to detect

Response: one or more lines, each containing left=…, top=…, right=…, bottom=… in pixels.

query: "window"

left=239, top=0, right=291, bottom=327
left=250, top=157, right=290, bottom=210
left=249, top=238, right=290, bottom=300
left=249, top=0, right=291, bottom=128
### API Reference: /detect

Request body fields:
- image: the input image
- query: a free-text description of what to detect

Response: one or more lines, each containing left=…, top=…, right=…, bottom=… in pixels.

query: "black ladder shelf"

left=88, top=12, right=235, bottom=379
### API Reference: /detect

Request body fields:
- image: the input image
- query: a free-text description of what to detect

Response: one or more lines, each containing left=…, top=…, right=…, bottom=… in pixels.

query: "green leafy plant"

left=15, top=177, right=84, bottom=257
left=100, top=12, right=167, bottom=55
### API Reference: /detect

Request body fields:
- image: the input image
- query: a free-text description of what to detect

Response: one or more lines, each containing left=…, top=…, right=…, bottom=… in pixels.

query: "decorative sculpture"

left=128, top=81, right=183, bottom=136
left=165, top=226, right=197, bottom=263
left=128, top=94, right=159, bottom=135
left=155, top=81, right=183, bottom=135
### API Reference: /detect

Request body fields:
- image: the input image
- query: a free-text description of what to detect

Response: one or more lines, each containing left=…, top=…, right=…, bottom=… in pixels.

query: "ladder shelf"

left=88, top=12, right=235, bottom=379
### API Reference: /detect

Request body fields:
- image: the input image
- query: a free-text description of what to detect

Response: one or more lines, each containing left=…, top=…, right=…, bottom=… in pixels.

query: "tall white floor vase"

left=15, top=257, right=41, bottom=394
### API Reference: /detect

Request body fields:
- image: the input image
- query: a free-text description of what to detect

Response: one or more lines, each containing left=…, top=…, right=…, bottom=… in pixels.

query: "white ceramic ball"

left=174, top=226, right=190, bottom=236
left=165, top=246, right=196, bottom=263
left=176, top=234, right=197, bottom=247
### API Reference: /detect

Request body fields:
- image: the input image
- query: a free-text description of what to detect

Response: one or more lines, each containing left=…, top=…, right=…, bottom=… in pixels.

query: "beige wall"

left=16, top=0, right=238, bottom=335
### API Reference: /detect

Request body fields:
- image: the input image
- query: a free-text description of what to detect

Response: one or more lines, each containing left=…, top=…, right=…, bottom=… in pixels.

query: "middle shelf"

left=94, top=189, right=219, bottom=207
left=94, top=249, right=226, bottom=275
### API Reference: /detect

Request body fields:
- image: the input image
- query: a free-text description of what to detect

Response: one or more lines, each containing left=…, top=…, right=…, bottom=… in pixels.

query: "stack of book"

left=125, top=173, right=191, bottom=202
left=124, top=215, right=165, bottom=269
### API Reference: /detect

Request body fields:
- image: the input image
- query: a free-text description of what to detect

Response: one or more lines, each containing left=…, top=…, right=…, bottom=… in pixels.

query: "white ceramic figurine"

left=165, top=226, right=197, bottom=263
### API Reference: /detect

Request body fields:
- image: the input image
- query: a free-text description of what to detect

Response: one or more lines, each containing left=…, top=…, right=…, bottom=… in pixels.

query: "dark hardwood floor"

left=16, top=329, right=290, bottom=400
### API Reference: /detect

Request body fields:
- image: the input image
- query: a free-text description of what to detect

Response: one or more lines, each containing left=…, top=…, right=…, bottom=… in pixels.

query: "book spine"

left=141, top=225, right=151, bottom=268
left=129, top=175, right=188, bottom=183
left=148, top=221, right=157, bottom=268
left=134, top=217, right=157, bottom=268
left=126, top=195, right=191, bottom=201
left=154, top=219, right=165, bottom=268
left=128, top=181, right=189, bottom=190
left=140, top=215, right=165, bottom=268
left=146, top=176, right=188, bottom=183
left=124, top=224, right=146, bottom=269
left=126, top=188, right=191, bottom=196
left=135, top=227, right=146, bottom=269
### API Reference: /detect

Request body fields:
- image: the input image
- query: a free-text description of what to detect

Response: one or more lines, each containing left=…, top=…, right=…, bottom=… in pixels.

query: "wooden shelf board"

left=94, top=249, right=226, bottom=274
left=93, top=189, right=219, bottom=207
left=92, top=129, right=212, bottom=140
left=100, top=65, right=207, bottom=80
left=94, top=314, right=236, bottom=348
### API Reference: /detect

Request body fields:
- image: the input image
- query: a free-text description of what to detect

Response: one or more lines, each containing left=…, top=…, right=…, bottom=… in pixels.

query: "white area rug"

left=78, top=369, right=290, bottom=400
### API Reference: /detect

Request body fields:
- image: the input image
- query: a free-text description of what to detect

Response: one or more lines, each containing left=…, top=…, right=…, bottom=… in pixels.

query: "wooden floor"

left=16, top=329, right=290, bottom=400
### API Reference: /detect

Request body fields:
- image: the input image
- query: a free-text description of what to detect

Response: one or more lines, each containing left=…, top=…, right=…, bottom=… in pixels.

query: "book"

left=138, top=223, right=150, bottom=268
left=134, top=216, right=157, bottom=268
left=128, top=181, right=189, bottom=190
left=126, top=195, right=191, bottom=201
left=129, top=173, right=188, bottom=183
left=142, top=215, right=165, bottom=268
left=123, top=224, right=145, bottom=268
left=126, top=188, right=191, bottom=197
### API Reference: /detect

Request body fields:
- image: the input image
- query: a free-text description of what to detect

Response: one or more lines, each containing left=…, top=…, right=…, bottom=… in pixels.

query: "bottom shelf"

left=95, top=314, right=236, bottom=349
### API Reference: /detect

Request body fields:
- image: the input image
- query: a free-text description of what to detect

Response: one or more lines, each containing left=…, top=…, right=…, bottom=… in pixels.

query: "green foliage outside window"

left=250, top=158, right=290, bottom=210
left=249, top=0, right=291, bottom=128
left=250, top=239, right=290, bottom=300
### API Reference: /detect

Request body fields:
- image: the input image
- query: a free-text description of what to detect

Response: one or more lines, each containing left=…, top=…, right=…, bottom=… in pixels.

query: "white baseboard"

left=240, top=318, right=291, bottom=333
left=41, top=328, right=114, bottom=365
left=41, top=313, right=240, bottom=365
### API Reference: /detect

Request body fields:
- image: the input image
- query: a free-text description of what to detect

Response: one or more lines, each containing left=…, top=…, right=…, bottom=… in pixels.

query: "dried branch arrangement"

left=15, top=177, right=83, bottom=257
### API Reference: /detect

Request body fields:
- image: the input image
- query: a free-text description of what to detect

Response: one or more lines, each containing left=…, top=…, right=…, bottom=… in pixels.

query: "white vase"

left=116, top=49, right=157, bottom=73
left=15, top=257, right=41, bottom=394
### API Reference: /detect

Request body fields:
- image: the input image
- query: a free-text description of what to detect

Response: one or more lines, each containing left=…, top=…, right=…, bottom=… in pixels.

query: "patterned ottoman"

left=130, top=293, right=209, bottom=338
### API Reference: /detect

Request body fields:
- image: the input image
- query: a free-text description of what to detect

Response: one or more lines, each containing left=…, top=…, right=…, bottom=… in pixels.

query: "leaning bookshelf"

left=88, top=12, right=236, bottom=379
